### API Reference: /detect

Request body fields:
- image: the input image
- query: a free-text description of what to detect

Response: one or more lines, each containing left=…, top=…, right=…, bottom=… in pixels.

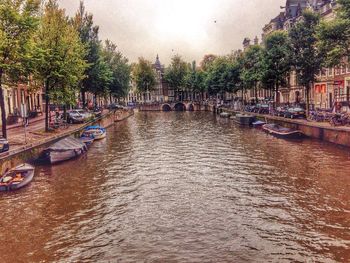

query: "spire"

left=254, top=36, right=259, bottom=45
left=154, top=54, right=161, bottom=69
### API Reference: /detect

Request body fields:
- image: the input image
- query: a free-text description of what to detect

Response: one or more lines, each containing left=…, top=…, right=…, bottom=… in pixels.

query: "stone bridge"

left=139, top=102, right=210, bottom=112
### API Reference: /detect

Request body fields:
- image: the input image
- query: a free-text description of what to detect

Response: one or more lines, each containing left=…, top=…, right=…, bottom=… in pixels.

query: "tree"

left=103, top=40, right=131, bottom=101
left=34, top=0, right=87, bottom=131
left=204, top=56, right=240, bottom=100
left=132, top=57, right=156, bottom=100
left=164, top=55, right=188, bottom=101
left=318, top=0, right=350, bottom=66
left=200, top=54, right=217, bottom=71
left=240, top=45, right=265, bottom=103
left=73, top=1, right=106, bottom=107
left=289, top=10, right=323, bottom=114
left=0, top=0, right=40, bottom=138
left=262, top=31, right=292, bottom=105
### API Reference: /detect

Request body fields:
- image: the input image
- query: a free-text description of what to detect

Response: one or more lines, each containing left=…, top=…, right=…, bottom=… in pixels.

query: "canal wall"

left=221, top=108, right=350, bottom=148
left=0, top=109, right=134, bottom=174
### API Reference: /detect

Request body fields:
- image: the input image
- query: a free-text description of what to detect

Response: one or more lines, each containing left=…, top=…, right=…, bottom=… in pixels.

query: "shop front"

left=314, top=83, right=327, bottom=109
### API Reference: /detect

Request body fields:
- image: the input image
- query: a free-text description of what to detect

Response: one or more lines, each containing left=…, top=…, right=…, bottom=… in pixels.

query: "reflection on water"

left=0, top=112, right=349, bottom=262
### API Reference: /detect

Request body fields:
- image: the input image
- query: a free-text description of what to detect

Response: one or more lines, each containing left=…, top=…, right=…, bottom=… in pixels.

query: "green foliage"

left=290, top=11, right=323, bottom=87
left=200, top=54, right=217, bottom=71
left=73, top=1, right=112, bottom=99
left=33, top=0, right=87, bottom=130
left=0, top=0, right=41, bottom=77
left=240, top=45, right=265, bottom=89
left=337, top=0, right=350, bottom=19
left=0, top=0, right=41, bottom=137
left=262, top=31, right=292, bottom=97
left=290, top=10, right=323, bottom=112
left=205, top=56, right=241, bottom=96
left=184, top=61, right=206, bottom=94
left=164, top=55, right=188, bottom=92
left=103, top=40, right=131, bottom=98
left=34, top=0, right=87, bottom=99
left=132, top=57, right=156, bottom=93
left=318, top=1, right=350, bottom=66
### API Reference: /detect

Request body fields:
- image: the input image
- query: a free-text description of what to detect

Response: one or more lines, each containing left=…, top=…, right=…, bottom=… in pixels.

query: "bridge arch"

left=174, top=102, right=186, bottom=111
left=162, top=104, right=172, bottom=112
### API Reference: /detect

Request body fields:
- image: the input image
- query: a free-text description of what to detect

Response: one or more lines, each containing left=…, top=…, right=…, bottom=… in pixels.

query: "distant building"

left=244, top=0, right=344, bottom=110
left=127, top=55, right=172, bottom=104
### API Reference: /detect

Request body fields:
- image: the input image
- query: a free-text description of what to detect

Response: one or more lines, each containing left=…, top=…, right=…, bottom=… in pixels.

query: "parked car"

left=67, top=109, right=92, bottom=124
left=244, top=105, right=256, bottom=112
left=254, top=104, right=269, bottom=114
left=0, top=138, right=9, bottom=153
left=276, top=106, right=288, bottom=117
left=283, top=107, right=306, bottom=119
left=93, top=107, right=103, bottom=118
left=109, top=103, right=124, bottom=110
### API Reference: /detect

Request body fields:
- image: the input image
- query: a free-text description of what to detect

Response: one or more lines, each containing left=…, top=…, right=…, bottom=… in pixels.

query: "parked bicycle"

left=329, top=113, right=350, bottom=127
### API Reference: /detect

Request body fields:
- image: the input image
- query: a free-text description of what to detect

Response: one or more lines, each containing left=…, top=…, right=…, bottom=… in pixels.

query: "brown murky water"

left=1, top=112, right=350, bottom=263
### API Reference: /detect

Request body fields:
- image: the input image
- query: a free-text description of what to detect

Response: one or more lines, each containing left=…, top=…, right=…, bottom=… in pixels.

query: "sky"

left=58, top=0, right=286, bottom=65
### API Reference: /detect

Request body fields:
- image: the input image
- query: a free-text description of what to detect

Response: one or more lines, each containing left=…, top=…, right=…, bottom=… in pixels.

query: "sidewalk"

left=6, top=114, right=46, bottom=130
left=2, top=109, right=112, bottom=157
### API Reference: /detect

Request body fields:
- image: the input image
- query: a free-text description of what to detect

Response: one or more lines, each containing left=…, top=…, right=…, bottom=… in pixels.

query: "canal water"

left=1, top=112, right=349, bottom=263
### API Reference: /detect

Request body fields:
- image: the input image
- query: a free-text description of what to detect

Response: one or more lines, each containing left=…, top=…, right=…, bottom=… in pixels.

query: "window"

left=321, top=68, right=327, bottom=76
left=328, top=68, right=333, bottom=76
left=335, top=67, right=341, bottom=75
left=347, top=64, right=350, bottom=73
left=341, top=65, right=346, bottom=74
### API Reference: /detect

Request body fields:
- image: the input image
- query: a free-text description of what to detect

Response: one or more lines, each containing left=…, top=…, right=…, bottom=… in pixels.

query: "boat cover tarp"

left=47, top=137, right=86, bottom=152
left=85, top=126, right=106, bottom=131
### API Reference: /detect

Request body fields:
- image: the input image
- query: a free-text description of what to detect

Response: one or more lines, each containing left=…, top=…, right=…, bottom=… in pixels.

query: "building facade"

left=243, top=0, right=346, bottom=110
left=0, top=80, right=44, bottom=126
left=127, top=55, right=172, bottom=104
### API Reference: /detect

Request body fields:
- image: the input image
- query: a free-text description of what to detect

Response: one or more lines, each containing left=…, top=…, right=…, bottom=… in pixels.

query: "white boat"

left=44, top=137, right=87, bottom=164
left=220, top=112, right=231, bottom=118
left=0, top=164, right=35, bottom=191
left=82, top=126, right=106, bottom=140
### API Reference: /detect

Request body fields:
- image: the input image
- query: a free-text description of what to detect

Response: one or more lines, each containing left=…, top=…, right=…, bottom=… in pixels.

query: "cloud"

left=58, top=0, right=285, bottom=65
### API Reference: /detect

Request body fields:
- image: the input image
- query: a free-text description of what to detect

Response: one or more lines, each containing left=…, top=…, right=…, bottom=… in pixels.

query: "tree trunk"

left=241, top=87, right=245, bottom=106
left=254, top=83, right=258, bottom=104
left=274, top=81, right=279, bottom=109
left=63, top=104, right=67, bottom=120
left=306, top=83, right=311, bottom=117
left=81, top=90, right=86, bottom=107
left=0, top=70, right=7, bottom=138
left=45, top=80, right=50, bottom=132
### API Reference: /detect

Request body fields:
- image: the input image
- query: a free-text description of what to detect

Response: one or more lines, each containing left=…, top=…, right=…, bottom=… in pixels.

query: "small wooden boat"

left=0, top=164, right=35, bottom=191
left=252, top=120, right=266, bottom=128
left=43, top=137, right=87, bottom=164
left=234, top=114, right=256, bottom=126
left=262, top=124, right=305, bottom=139
left=220, top=112, right=231, bottom=118
left=82, top=126, right=106, bottom=140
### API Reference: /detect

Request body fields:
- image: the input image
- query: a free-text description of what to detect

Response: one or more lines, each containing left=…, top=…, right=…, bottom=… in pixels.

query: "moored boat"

left=252, top=120, right=266, bottom=128
left=0, top=164, right=35, bottom=191
left=82, top=126, right=106, bottom=140
left=234, top=114, right=256, bottom=126
left=220, top=112, right=231, bottom=118
left=43, top=137, right=87, bottom=164
left=262, top=123, right=305, bottom=139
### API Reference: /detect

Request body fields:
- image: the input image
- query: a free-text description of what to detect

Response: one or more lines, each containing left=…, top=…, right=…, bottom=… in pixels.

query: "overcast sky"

left=58, top=0, right=285, bottom=65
